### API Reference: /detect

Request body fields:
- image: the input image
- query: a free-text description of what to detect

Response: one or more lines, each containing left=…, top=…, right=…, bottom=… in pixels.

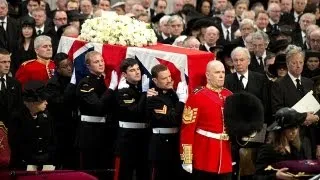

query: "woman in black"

left=11, top=16, right=37, bottom=75
left=254, top=107, right=308, bottom=180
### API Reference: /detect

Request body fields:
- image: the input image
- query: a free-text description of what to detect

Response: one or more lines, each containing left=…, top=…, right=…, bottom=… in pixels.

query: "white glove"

left=176, top=81, right=188, bottom=103
left=141, top=74, right=150, bottom=92
left=109, top=70, right=118, bottom=90
left=70, top=68, right=76, bottom=85
left=118, top=76, right=129, bottom=89
left=182, top=164, right=192, bottom=173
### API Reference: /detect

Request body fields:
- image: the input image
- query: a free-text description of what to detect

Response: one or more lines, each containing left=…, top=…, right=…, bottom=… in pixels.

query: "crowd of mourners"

left=1, top=0, right=320, bottom=179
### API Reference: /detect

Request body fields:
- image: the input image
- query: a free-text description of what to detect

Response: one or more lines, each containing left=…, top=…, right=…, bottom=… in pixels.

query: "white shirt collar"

left=269, top=19, right=276, bottom=25
left=161, top=32, right=168, bottom=40
left=0, top=16, right=7, bottom=30
left=288, top=71, right=301, bottom=87
left=1, top=74, right=7, bottom=90
left=294, top=11, right=301, bottom=22
left=36, top=25, right=45, bottom=33
left=237, top=70, right=249, bottom=80
left=221, top=23, right=231, bottom=39
left=256, top=51, right=267, bottom=64
left=301, top=31, right=306, bottom=42
left=204, top=42, right=215, bottom=52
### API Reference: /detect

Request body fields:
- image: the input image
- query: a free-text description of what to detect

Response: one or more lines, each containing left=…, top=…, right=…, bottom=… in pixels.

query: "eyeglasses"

left=310, top=39, right=320, bottom=44
left=55, top=17, right=67, bottom=21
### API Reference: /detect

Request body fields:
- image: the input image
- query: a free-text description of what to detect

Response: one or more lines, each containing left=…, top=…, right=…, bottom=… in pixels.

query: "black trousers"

left=150, top=159, right=182, bottom=180
left=193, top=169, right=232, bottom=180
left=113, top=155, right=149, bottom=180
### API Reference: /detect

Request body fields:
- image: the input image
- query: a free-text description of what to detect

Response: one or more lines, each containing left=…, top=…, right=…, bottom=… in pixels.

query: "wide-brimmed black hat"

left=23, top=80, right=49, bottom=102
left=267, top=107, right=306, bottom=131
left=67, top=10, right=87, bottom=21
left=305, top=50, right=320, bottom=61
left=268, top=54, right=287, bottom=77
left=268, top=39, right=290, bottom=54
left=191, top=17, right=216, bottom=31
left=224, top=92, right=265, bottom=138
left=21, top=16, right=35, bottom=27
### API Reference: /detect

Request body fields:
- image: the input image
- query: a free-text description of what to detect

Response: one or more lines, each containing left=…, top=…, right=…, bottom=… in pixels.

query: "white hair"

left=159, top=15, right=171, bottom=25
left=231, top=47, right=251, bottom=60
left=34, top=35, right=52, bottom=49
left=285, top=45, right=304, bottom=63
left=172, top=35, right=187, bottom=46
left=239, top=18, right=255, bottom=29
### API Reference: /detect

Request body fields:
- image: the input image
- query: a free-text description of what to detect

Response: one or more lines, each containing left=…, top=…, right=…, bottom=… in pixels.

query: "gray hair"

left=293, top=0, right=307, bottom=4
left=0, top=0, right=8, bottom=7
left=34, top=35, right=52, bottom=49
left=299, top=13, right=316, bottom=24
left=167, top=15, right=183, bottom=25
left=285, top=45, right=304, bottom=63
left=267, top=3, right=280, bottom=13
left=159, top=15, right=171, bottom=25
left=231, top=47, right=251, bottom=61
left=251, top=30, right=269, bottom=44
left=239, top=18, right=255, bottom=30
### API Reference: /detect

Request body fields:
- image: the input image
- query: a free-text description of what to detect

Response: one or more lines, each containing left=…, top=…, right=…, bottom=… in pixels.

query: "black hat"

left=67, top=10, right=87, bottom=21
left=305, top=50, right=320, bottom=61
left=21, top=16, right=35, bottom=27
left=23, top=80, right=48, bottom=102
left=267, top=107, right=306, bottom=131
left=278, top=25, right=294, bottom=37
left=191, top=17, right=216, bottom=31
left=268, top=54, right=287, bottom=77
left=224, top=92, right=264, bottom=138
left=151, top=13, right=165, bottom=24
left=268, top=39, right=289, bottom=54
left=218, top=42, right=237, bottom=60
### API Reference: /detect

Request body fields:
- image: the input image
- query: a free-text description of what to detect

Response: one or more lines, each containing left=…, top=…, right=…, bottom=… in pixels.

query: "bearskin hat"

left=224, top=92, right=264, bottom=138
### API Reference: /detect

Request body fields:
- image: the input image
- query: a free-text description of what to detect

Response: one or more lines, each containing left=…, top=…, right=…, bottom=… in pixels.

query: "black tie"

left=258, top=57, right=264, bottom=69
left=296, top=79, right=304, bottom=97
left=226, top=29, right=230, bottom=41
left=0, top=21, right=7, bottom=48
left=0, top=77, right=6, bottom=92
left=239, top=75, right=245, bottom=90
left=37, top=30, right=42, bottom=35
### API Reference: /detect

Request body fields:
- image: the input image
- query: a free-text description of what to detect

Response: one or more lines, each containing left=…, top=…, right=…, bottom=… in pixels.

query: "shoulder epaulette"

left=192, top=86, right=204, bottom=94
left=21, top=59, right=36, bottom=66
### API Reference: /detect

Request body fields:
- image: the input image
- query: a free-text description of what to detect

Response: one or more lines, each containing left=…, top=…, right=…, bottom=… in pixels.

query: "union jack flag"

left=57, top=36, right=214, bottom=91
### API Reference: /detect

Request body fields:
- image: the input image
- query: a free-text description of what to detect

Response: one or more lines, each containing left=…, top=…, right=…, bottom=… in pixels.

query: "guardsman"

left=15, top=35, right=55, bottom=87
left=180, top=60, right=233, bottom=180
left=146, top=64, right=188, bottom=180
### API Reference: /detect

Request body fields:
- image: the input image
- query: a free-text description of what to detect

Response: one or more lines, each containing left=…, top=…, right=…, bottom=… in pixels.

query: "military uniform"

left=147, top=87, right=184, bottom=180
left=113, top=81, right=150, bottom=180
left=76, top=73, right=116, bottom=174
left=46, top=75, right=78, bottom=169
left=180, top=86, right=233, bottom=179
left=8, top=106, right=56, bottom=169
left=15, top=59, right=55, bottom=86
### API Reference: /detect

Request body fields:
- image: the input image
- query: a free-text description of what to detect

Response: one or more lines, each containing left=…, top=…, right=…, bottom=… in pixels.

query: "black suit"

left=249, top=52, right=272, bottom=74
left=271, top=74, right=316, bottom=158
left=215, top=23, right=237, bottom=45
left=0, top=17, right=19, bottom=53
left=230, top=37, right=245, bottom=47
left=225, top=71, right=267, bottom=103
left=199, top=44, right=210, bottom=52
left=0, top=75, right=22, bottom=126
left=292, top=31, right=308, bottom=49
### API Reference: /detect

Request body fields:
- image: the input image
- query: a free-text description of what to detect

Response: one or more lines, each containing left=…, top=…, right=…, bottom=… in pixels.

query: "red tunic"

left=180, top=87, right=233, bottom=174
left=15, top=59, right=55, bottom=87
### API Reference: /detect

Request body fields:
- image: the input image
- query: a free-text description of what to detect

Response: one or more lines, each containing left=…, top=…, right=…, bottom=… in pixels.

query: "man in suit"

left=199, top=26, right=220, bottom=52
left=225, top=47, right=267, bottom=110
left=271, top=44, right=319, bottom=158
left=157, top=15, right=171, bottom=43
left=231, top=18, right=255, bottom=48
left=249, top=31, right=272, bottom=74
left=0, top=48, right=22, bottom=126
left=224, top=47, right=268, bottom=179
left=293, top=13, right=316, bottom=49
left=153, top=0, right=167, bottom=18
left=0, top=0, right=19, bottom=54
left=267, top=3, right=282, bottom=35
left=216, top=7, right=237, bottom=45
left=309, top=28, right=320, bottom=52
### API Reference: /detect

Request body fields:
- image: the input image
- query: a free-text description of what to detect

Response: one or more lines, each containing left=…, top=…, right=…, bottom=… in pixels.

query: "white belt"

left=152, top=128, right=179, bottom=134
left=196, top=128, right=229, bottom=141
left=119, top=121, right=147, bottom=129
left=81, top=115, right=106, bottom=123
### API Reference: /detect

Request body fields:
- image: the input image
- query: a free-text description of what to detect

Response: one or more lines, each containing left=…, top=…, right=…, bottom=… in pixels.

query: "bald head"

left=206, top=60, right=225, bottom=90
left=204, top=26, right=220, bottom=46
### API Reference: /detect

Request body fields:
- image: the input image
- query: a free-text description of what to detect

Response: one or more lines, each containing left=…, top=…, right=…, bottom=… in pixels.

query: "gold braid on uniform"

left=181, top=144, right=192, bottom=164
